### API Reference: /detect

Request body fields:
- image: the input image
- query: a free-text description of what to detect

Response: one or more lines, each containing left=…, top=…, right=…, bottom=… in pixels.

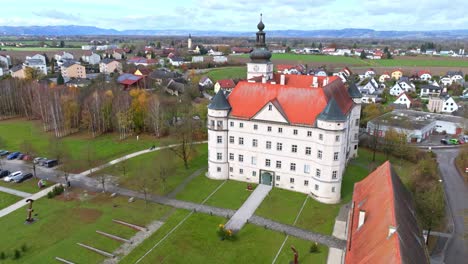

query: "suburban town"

left=0, top=2, right=467, bottom=264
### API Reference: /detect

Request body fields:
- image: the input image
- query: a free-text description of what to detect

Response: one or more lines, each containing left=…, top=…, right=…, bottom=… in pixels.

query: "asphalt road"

left=433, top=148, right=467, bottom=264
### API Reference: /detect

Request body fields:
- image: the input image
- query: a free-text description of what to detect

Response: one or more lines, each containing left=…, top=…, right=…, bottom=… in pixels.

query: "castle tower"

left=207, top=90, right=230, bottom=180
left=247, top=14, right=273, bottom=80
left=188, top=34, right=192, bottom=50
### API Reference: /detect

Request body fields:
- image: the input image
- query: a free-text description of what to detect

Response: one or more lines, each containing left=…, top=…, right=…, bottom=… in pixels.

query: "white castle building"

left=206, top=17, right=362, bottom=204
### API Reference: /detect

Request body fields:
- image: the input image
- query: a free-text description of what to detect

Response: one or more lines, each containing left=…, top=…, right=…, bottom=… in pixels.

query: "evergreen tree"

left=311, top=42, right=316, bottom=48
left=156, top=41, right=161, bottom=49
left=59, top=41, right=65, bottom=48
left=57, top=73, right=64, bottom=85
left=360, top=50, right=367, bottom=59
left=353, top=43, right=357, bottom=49
left=318, top=43, right=323, bottom=50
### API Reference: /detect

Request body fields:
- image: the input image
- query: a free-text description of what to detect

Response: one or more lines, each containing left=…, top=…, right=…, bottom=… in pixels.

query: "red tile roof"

left=417, top=70, right=431, bottom=77
left=345, top=161, right=429, bottom=264
left=227, top=75, right=352, bottom=126
left=217, top=79, right=236, bottom=89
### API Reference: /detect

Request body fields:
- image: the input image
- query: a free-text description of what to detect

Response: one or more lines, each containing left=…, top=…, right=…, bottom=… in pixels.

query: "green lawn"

left=0, top=192, right=21, bottom=210
left=372, top=58, right=468, bottom=68
left=0, top=190, right=171, bottom=264
left=121, top=211, right=328, bottom=264
left=175, top=173, right=222, bottom=203
left=0, top=178, right=43, bottom=194
left=0, top=119, right=165, bottom=172
left=206, top=66, right=246, bottom=81
left=0, top=47, right=81, bottom=51
left=92, top=144, right=208, bottom=195
left=203, top=180, right=256, bottom=210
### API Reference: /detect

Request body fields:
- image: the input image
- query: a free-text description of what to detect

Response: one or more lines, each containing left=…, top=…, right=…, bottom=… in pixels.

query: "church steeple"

left=250, top=14, right=272, bottom=62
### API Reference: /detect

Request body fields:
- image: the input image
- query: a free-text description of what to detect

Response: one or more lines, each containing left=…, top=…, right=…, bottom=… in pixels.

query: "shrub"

left=217, top=224, right=236, bottom=241
left=310, top=243, right=319, bottom=253
left=13, top=249, right=21, bottom=259
left=0, top=252, right=5, bottom=259
left=47, top=185, right=65, bottom=199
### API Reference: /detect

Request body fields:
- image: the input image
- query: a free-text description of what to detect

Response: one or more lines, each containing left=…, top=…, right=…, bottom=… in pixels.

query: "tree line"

left=0, top=78, right=207, bottom=141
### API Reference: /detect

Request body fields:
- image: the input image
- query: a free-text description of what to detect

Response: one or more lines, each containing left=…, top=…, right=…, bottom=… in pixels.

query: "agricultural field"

left=234, top=53, right=367, bottom=65
left=0, top=119, right=166, bottom=173
left=0, top=47, right=81, bottom=52
left=371, top=57, right=468, bottom=68
left=0, top=191, right=171, bottom=263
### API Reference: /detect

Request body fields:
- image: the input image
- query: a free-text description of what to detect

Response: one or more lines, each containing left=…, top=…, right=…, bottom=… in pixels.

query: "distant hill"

left=0, top=25, right=467, bottom=39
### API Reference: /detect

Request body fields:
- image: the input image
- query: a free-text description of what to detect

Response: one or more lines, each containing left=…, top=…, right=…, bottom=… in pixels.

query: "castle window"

left=239, top=122, right=244, bottom=128
left=315, top=184, right=319, bottom=191
left=332, top=170, right=338, bottom=179
left=335, top=135, right=340, bottom=142
left=304, top=164, right=310, bottom=174
left=229, top=136, right=234, bottom=144
left=276, top=175, right=280, bottom=181
left=267, top=126, right=272, bottom=132
left=229, top=153, right=234, bottom=160
left=217, top=167, right=221, bottom=172
left=254, top=124, right=258, bottom=130
left=239, top=169, right=244, bottom=174
left=276, top=143, right=283, bottom=151
left=316, top=169, right=321, bottom=177
left=293, top=129, right=298, bottom=135
left=334, top=152, right=339, bottom=161
left=239, top=137, right=244, bottom=145
left=319, top=133, right=323, bottom=140
left=292, top=145, right=297, bottom=153
left=252, top=139, right=258, bottom=147
left=290, top=178, right=295, bottom=184
left=266, top=141, right=272, bottom=149
left=238, top=155, right=244, bottom=162
left=252, top=171, right=257, bottom=176
left=276, top=161, right=282, bottom=169
left=278, top=127, right=283, bottom=133
left=229, top=167, right=233, bottom=172
left=265, top=159, right=271, bottom=167
left=251, top=156, right=257, bottom=165
left=290, top=163, right=296, bottom=171
left=304, top=180, right=309, bottom=186
left=307, top=131, right=312, bottom=137
left=217, top=136, right=222, bottom=143
left=305, top=147, right=311, bottom=155
left=317, top=150, right=322, bottom=159
left=332, top=187, right=336, bottom=192
left=230, top=121, right=234, bottom=127
left=217, top=153, right=222, bottom=160
left=268, top=104, right=272, bottom=111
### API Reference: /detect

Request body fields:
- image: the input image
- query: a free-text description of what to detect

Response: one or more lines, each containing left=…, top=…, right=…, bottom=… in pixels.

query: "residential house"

left=66, top=78, right=91, bottom=88
left=441, top=96, right=459, bottom=113
left=54, top=51, right=74, bottom=61
left=359, top=78, right=378, bottom=95
left=168, top=56, right=185, bottom=67
left=82, top=52, right=101, bottom=65
left=134, top=68, right=151, bottom=76
left=417, top=70, right=432, bottom=81
left=199, top=76, right=213, bottom=87
left=361, top=94, right=381, bottom=104
left=213, top=56, right=228, bottom=64
left=271, top=47, right=287, bottom=53
left=379, top=72, right=391, bottom=83
left=276, top=64, right=305, bottom=75
left=447, top=71, right=464, bottom=84
left=389, top=81, right=415, bottom=96
left=207, top=49, right=223, bottom=56
left=149, top=69, right=182, bottom=85
left=231, top=47, right=253, bottom=54
left=127, top=57, right=157, bottom=66
left=99, top=59, right=122, bottom=74
left=392, top=92, right=413, bottom=109
left=364, top=68, right=375, bottom=78
left=23, top=59, right=47, bottom=75
left=214, top=79, right=235, bottom=93
left=117, top=73, right=144, bottom=89
left=10, top=65, right=25, bottom=79
left=112, top=49, right=124, bottom=60
left=26, top=54, right=46, bottom=64
left=391, top=69, right=403, bottom=80
left=165, top=79, right=185, bottom=96
left=61, top=62, right=86, bottom=79
left=192, top=56, right=204, bottom=63
left=427, top=97, right=445, bottom=113
left=420, top=84, right=442, bottom=97
left=345, top=161, right=429, bottom=264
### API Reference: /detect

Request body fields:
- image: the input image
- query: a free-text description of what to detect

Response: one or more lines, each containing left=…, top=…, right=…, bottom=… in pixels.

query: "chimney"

left=262, top=76, right=267, bottom=84
left=312, top=76, right=318, bottom=88
left=358, top=210, right=366, bottom=229
left=323, top=77, right=329, bottom=86
left=280, top=74, right=286, bottom=85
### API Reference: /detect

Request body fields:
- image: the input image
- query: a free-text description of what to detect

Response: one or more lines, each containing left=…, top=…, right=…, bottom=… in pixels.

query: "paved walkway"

left=225, top=184, right=272, bottom=231
left=0, top=186, right=31, bottom=198
left=0, top=184, right=59, bottom=218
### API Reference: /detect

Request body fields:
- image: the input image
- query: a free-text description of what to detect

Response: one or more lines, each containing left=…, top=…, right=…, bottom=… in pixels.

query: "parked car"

left=440, top=138, right=448, bottom=145
left=0, top=169, right=10, bottom=178
left=17, top=153, right=25, bottom=160
left=449, top=139, right=459, bottom=145
left=44, top=159, right=58, bottom=168
left=22, top=155, right=31, bottom=161
left=6, top=152, right=21, bottom=160
left=33, top=157, right=47, bottom=164
left=3, top=171, right=23, bottom=182
left=14, top=172, right=33, bottom=183
left=0, top=150, right=9, bottom=156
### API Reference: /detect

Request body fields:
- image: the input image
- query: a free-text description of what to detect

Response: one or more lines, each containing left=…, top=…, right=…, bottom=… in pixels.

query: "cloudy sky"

left=1, top=0, right=466, bottom=31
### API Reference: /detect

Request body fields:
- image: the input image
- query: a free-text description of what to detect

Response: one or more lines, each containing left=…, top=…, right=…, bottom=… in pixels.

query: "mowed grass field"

left=206, top=66, right=246, bottom=81
left=0, top=192, right=21, bottom=210
left=236, top=53, right=366, bottom=65
left=0, top=191, right=171, bottom=264
left=371, top=58, right=468, bottom=68
left=0, top=119, right=164, bottom=173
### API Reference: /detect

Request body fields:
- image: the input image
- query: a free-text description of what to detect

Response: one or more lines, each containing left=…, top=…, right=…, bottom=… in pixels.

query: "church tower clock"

left=247, top=14, right=273, bottom=80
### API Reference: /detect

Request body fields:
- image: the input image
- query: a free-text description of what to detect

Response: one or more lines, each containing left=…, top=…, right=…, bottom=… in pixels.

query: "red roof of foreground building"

left=217, top=79, right=236, bottom=89
left=227, top=75, right=353, bottom=126
left=345, top=161, right=429, bottom=264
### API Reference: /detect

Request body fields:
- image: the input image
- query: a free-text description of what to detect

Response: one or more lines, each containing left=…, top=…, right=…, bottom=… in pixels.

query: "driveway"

left=433, top=148, right=468, bottom=264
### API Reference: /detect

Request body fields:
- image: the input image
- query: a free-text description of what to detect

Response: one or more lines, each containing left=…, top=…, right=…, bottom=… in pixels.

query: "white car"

left=3, top=171, right=23, bottom=182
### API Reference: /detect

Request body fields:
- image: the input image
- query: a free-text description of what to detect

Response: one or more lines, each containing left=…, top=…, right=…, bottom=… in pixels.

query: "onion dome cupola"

left=249, top=14, right=272, bottom=62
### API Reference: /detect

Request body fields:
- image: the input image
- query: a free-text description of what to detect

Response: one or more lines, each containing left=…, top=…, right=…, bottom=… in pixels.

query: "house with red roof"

left=117, top=73, right=144, bottom=89
left=214, top=79, right=236, bottom=93
left=345, top=161, right=429, bottom=264
left=392, top=92, right=413, bottom=109
left=206, top=18, right=362, bottom=204
left=232, top=47, right=253, bottom=54
left=417, top=70, right=432, bottom=81
left=379, top=72, right=391, bottom=83
left=276, top=64, right=305, bottom=75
